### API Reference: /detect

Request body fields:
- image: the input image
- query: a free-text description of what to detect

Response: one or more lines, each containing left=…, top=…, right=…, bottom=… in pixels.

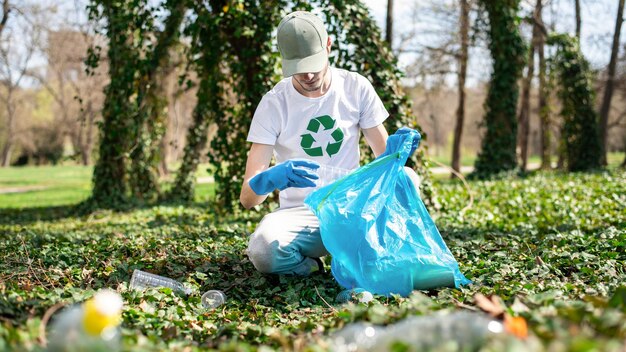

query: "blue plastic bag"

left=304, top=129, right=471, bottom=296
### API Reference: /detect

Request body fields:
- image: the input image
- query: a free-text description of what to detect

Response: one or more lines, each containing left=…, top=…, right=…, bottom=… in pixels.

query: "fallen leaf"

left=504, top=315, right=528, bottom=339
left=474, top=293, right=505, bottom=317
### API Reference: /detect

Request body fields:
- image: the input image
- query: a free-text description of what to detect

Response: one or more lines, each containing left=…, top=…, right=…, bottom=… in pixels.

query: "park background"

left=0, top=0, right=625, bottom=351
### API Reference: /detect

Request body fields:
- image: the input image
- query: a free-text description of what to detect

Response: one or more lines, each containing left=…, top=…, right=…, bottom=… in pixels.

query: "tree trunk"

left=574, top=0, right=581, bottom=40
left=473, top=0, right=526, bottom=177
left=1, top=140, right=12, bottom=167
left=537, top=0, right=550, bottom=170
left=90, top=4, right=136, bottom=206
left=599, top=0, right=625, bottom=166
left=451, top=0, right=470, bottom=177
left=81, top=100, right=96, bottom=165
left=553, top=35, right=602, bottom=171
left=517, top=1, right=542, bottom=172
left=386, top=0, right=394, bottom=47
left=1, top=90, right=15, bottom=167
left=0, top=0, right=9, bottom=36
left=128, top=1, right=186, bottom=201
left=158, top=136, right=169, bottom=177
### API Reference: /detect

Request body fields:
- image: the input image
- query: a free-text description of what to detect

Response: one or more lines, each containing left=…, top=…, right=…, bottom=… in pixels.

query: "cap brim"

left=282, top=50, right=327, bottom=77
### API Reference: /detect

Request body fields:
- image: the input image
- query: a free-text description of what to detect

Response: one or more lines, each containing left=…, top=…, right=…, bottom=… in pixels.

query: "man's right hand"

left=249, top=159, right=320, bottom=196
left=378, top=127, right=421, bottom=159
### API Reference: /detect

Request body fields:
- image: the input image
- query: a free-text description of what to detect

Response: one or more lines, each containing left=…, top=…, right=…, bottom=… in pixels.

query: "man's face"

left=292, top=63, right=328, bottom=92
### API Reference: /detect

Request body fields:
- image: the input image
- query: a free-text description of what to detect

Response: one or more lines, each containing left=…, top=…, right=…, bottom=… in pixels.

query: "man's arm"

left=240, top=143, right=274, bottom=209
left=362, top=124, right=389, bottom=157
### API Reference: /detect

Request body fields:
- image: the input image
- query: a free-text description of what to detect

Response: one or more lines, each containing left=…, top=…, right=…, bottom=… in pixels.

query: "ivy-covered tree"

left=548, top=34, right=602, bottom=172
left=87, top=0, right=185, bottom=207
left=87, top=0, right=147, bottom=207
left=128, top=1, right=187, bottom=202
left=473, top=0, right=525, bottom=178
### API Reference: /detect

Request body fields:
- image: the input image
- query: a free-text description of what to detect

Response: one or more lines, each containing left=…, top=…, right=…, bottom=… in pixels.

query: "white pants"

left=246, top=167, right=422, bottom=276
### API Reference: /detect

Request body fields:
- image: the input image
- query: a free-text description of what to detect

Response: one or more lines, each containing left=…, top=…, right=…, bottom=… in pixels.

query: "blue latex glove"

left=249, top=159, right=320, bottom=195
left=379, top=127, right=421, bottom=159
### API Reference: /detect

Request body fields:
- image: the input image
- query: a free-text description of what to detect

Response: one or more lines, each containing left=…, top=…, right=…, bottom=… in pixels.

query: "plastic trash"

left=47, top=289, right=123, bottom=352
left=330, top=311, right=508, bottom=352
left=201, top=290, right=226, bottom=309
left=305, top=128, right=471, bottom=296
left=336, top=288, right=374, bottom=304
left=314, top=164, right=353, bottom=189
left=129, top=269, right=192, bottom=295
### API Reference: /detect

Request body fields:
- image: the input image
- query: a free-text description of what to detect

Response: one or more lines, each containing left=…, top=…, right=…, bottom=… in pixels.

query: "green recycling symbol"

left=300, top=115, right=344, bottom=157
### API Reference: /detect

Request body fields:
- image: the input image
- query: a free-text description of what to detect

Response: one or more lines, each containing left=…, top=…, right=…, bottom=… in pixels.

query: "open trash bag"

left=304, top=130, right=471, bottom=296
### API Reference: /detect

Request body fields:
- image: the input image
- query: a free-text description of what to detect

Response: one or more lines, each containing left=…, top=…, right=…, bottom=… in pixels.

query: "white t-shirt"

left=247, top=67, right=389, bottom=208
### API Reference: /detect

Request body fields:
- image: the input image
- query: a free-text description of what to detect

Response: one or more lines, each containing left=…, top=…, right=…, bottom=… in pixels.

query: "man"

left=240, top=11, right=417, bottom=276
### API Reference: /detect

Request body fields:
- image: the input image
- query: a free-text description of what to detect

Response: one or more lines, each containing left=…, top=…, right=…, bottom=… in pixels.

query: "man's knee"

left=247, top=231, right=277, bottom=274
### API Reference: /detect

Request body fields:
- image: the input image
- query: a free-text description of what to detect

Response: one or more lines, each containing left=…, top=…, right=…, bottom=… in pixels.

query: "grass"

left=428, top=151, right=625, bottom=169
left=0, top=165, right=625, bottom=351
left=0, top=164, right=216, bottom=208
left=0, top=165, right=92, bottom=208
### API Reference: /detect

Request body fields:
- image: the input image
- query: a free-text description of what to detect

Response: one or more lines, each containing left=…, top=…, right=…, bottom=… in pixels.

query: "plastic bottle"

left=330, top=311, right=507, bottom=352
left=47, top=289, right=123, bottom=352
left=129, top=269, right=192, bottom=295
left=201, top=290, right=227, bottom=309
left=314, top=164, right=353, bottom=188
left=336, top=288, right=374, bottom=304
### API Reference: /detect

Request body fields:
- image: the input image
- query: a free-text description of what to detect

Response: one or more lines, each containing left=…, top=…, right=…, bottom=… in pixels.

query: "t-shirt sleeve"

left=247, top=94, right=281, bottom=145
left=358, top=75, right=389, bottom=129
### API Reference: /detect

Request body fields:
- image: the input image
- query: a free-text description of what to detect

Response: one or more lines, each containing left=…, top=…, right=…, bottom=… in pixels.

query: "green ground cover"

left=0, top=166, right=625, bottom=351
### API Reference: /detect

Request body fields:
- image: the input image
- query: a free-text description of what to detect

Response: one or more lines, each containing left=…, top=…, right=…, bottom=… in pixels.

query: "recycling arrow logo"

left=300, top=115, right=344, bottom=157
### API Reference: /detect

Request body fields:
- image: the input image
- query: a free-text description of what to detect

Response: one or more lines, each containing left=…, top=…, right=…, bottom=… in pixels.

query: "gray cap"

left=277, top=11, right=328, bottom=77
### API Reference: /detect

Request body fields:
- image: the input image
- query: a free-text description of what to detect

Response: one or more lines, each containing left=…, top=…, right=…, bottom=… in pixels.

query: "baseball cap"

left=277, top=11, right=328, bottom=77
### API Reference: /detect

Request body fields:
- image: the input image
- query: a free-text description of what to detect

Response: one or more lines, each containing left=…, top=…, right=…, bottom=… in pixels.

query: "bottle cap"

left=201, top=290, right=226, bottom=309
left=82, top=289, right=123, bottom=336
left=336, top=288, right=373, bottom=304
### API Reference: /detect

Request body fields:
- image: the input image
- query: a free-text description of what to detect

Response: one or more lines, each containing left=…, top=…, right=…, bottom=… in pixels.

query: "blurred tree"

left=0, top=1, right=8, bottom=36
left=517, top=0, right=544, bottom=172
left=87, top=0, right=186, bottom=207
left=549, top=34, right=602, bottom=171
left=88, top=0, right=153, bottom=206
left=574, top=0, right=581, bottom=40
left=451, top=0, right=470, bottom=177
left=535, top=0, right=551, bottom=170
left=29, top=30, right=103, bottom=166
left=472, top=0, right=526, bottom=177
left=0, top=1, right=45, bottom=167
left=128, top=1, right=187, bottom=202
left=598, top=0, right=625, bottom=166
left=386, top=0, right=393, bottom=47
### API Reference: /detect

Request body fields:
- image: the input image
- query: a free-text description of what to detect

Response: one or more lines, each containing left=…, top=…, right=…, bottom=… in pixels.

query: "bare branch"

left=0, top=0, right=9, bottom=36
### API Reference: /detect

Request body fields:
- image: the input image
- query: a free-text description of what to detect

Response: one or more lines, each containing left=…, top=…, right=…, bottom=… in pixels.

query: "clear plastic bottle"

left=330, top=311, right=508, bottom=352
left=47, top=289, right=123, bottom=352
left=336, top=288, right=374, bottom=304
left=201, top=290, right=227, bottom=309
left=129, top=269, right=192, bottom=295
left=314, top=164, right=353, bottom=189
